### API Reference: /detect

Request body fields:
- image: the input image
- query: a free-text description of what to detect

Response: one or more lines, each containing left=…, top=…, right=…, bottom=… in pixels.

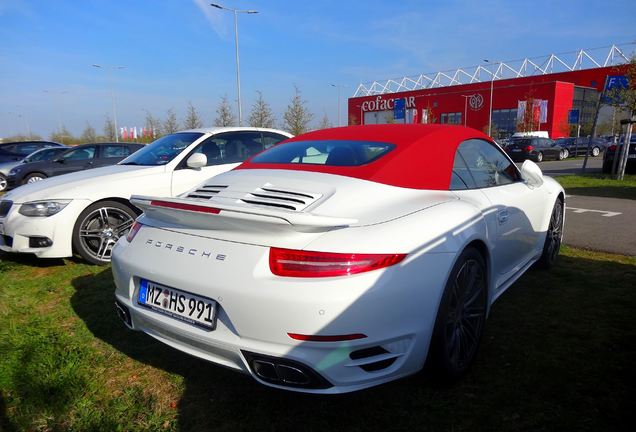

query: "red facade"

left=348, top=65, right=628, bottom=138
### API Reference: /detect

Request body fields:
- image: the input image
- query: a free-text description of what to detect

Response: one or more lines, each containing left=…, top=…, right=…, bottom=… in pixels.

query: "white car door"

left=453, top=139, right=546, bottom=286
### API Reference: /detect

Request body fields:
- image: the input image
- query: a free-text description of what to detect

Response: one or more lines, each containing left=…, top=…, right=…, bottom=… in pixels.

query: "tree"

left=214, top=95, right=236, bottom=127
left=184, top=101, right=203, bottom=129
left=516, top=95, right=539, bottom=133
left=248, top=91, right=276, bottom=128
left=103, top=116, right=116, bottom=141
left=50, top=126, right=73, bottom=144
left=317, top=112, right=331, bottom=129
left=143, top=110, right=162, bottom=139
left=80, top=123, right=97, bottom=143
left=283, top=86, right=313, bottom=135
left=163, top=108, right=179, bottom=134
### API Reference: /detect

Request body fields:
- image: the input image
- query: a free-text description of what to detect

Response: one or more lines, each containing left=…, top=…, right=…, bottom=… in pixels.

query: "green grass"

left=1, top=247, right=635, bottom=431
left=555, top=174, right=636, bottom=200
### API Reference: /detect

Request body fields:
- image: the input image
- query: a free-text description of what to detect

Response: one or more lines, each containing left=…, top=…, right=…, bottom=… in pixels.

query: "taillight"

left=525, top=145, right=534, bottom=152
left=126, top=221, right=143, bottom=242
left=269, top=247, right=406, bottom=278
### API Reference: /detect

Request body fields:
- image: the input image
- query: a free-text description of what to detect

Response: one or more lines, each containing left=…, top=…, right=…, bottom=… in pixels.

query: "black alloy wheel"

left=430, top=247, right=487, bottom=380
left=72, top=200, right=137, bottom=265
left=537, top=198, right=564, bottom=269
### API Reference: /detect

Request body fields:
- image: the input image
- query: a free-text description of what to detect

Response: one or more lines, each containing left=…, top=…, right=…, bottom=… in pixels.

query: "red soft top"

left=236, top=124, right=493, bottom=190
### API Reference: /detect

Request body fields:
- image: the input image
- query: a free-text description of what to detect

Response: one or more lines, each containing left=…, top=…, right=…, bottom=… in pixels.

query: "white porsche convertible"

left=112, top=124, right=565, bottom=393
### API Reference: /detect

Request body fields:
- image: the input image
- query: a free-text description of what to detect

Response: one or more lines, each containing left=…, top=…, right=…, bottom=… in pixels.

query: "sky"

left=1, top=0, right=635, bottom=138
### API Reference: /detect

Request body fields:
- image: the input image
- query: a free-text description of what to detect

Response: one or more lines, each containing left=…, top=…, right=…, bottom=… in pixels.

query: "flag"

left=133, top=127, right=138, bottom=139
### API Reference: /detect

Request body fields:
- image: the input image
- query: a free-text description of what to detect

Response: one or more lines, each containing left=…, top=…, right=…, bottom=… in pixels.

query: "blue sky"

left=1, top=0, right=635, bottom=138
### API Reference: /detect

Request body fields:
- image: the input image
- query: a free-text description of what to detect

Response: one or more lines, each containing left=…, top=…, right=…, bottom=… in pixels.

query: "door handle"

left=498, top=209, right=509, bottom=225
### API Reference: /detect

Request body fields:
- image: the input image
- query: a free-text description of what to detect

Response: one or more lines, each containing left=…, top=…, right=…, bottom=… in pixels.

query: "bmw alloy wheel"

left=75, top=204, right=135, bottom=264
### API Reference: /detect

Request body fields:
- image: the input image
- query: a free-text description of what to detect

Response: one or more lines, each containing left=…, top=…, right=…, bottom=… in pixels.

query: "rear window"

left=251, top=140, right=395, bottom=166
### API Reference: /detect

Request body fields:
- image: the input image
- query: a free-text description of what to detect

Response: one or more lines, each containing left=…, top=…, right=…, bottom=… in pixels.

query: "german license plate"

left=137, top=279, right=216, bottom=330
left=512, top=148, right=521, bottom=152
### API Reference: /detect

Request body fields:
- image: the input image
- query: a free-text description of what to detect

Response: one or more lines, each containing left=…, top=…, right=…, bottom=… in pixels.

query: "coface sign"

left=361, top=96, right=416, bottom=112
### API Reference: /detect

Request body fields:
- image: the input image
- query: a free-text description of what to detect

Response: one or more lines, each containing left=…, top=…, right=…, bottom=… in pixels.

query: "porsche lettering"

left=145, top=238, right=226, bottom=260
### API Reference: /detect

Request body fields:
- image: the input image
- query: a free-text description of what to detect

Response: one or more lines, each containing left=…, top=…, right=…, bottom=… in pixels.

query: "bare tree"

left=103, top=116, right=116, bottom=141
left=248, top=91, right=276, bottom=128
left=317, top=112, right=332, bottom=129
left=214, top=95, right=236, bottom=127
left=143, top=110, right=162, bottom=138
left=283, top=86, right=313, bottom=135
left=80, top=123, right=97, bottom=143
left=163, top=108, right=180, bottom=134
left=184, top=101, right=203, bottom=129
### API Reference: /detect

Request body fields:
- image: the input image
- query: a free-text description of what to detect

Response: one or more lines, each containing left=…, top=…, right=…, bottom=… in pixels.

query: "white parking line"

left=566, top=207, right=622, bottom=217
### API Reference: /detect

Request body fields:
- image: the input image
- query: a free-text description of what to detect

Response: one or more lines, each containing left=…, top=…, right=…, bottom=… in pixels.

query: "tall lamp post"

left=484, top=59, right=500, bottom=137
left=92, top=64, right=127, bottom=142
left=330, top=84, right=346, bottom=127
left=43, top=89, right=68, bottom=141
left=210, top=3, right=258, bottom=126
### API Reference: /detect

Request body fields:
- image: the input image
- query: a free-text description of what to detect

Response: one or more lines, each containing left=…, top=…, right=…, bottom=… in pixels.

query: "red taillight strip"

left=270, top=247, right=406, bottom=278
left=287, top=333, right=367, bottom=342
left=150, top=200, right=221, bottom=214
left=126, top=220, right=143, bottom=242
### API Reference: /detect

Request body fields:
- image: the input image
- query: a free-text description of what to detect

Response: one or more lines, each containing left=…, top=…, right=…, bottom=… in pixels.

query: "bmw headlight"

left=18, top=200, right=71, bottom=217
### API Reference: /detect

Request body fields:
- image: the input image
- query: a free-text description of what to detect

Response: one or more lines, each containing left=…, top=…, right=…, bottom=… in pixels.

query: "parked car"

left=0, top=146, right=69, bottom=192
left=6, top=142, right=144, bottom=188
left=0, top=128, right=292, bottom=264
left=0, top=141, right=63, bottom=163
left=602, top=135, right=636, bottom=174
left=553, top=137, right=607, bottom=158
left=505, top=137, right=565, bottom=162
left=111, top=124, right=565, bottom=393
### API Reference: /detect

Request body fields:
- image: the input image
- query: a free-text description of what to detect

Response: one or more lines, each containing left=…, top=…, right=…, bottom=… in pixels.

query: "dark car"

left=7, top=142, right=144, bottom=188
left=0, top=146, right=69, bottom=192
left=0, top=141, right=63, bottom=163
left=602, top=136, right=636, bottom=174
left=505, top=137, right=565, bottom=162
left=553, top=137, right=607, bottom=158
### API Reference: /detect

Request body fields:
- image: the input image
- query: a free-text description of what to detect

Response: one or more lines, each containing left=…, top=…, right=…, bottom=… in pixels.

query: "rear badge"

left=145, top=238, right=227, bottom=261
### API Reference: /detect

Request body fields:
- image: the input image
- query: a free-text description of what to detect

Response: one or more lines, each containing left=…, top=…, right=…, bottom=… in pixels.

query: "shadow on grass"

left=0, top=250, right=67, bottom=272
left=563, top=185, right=636, bottom=200
left=69, top=252, right=636, bottom=432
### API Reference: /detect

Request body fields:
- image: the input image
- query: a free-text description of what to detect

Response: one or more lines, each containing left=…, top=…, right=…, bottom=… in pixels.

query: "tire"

left=536, top=198, right=564, bottom=269
left=72, top=200, right=138, bottom=265
left=24, top=172, right=47, bottom=184
left=0, top=174, right=7, bottom=192
left=536, top=152, right=543, bottom=163
left=429, top=247, right=488, bottom=380
left=591, top=147, right=601, bottom=157
left=557, top=150, right=565, bottom=161
left=562, top=149, right=569, bottom=159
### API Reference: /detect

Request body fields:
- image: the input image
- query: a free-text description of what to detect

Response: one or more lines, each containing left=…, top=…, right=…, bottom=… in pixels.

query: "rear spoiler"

left=130, top=195, right=358, bottom=229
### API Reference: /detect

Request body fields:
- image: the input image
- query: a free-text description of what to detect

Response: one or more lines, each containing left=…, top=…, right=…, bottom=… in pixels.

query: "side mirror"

left=186, top=153, right=207, bottom=169
left=520, top=159, right=544, bottom=188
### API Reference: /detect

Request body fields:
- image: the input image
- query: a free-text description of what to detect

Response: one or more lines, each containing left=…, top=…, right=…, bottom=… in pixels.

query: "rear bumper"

left=111, top=225, right=455, bottom=393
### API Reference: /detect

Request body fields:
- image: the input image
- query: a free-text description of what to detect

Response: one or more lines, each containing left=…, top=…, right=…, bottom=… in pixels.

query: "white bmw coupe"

left=0, top=128, right=291, bottom=264
left=111, top=124, right=565, bottom=393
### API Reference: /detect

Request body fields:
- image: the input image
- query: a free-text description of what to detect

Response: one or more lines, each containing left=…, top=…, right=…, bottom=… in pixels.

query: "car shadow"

left=0, top=250, right=67, bottom=271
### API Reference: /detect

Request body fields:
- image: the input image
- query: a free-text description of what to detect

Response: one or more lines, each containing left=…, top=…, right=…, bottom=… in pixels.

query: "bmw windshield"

left=119, top=132, right=204, bottom=166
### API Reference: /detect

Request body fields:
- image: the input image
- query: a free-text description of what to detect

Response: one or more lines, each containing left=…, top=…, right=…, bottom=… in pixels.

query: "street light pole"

left=210, top=3, right=258, bottom=126
left=92, top=64, right=127, bottom=142
left=484, top=59, right=500, bottom=137
left=330, top=84, right=345, bottom=127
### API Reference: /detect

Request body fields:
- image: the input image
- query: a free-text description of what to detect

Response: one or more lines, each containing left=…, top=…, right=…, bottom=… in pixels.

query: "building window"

left=441, top=112, right=462, bottom=125
left=492, top=109, right=518, bottom=138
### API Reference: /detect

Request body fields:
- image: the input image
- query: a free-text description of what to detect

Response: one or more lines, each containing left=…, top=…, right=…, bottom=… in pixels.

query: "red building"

left=348, top=64, right=629, bottom=139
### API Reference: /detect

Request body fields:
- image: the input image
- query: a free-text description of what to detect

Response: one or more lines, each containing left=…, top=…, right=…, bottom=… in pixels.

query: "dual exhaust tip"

left=242, top=351, right=332, bottom=390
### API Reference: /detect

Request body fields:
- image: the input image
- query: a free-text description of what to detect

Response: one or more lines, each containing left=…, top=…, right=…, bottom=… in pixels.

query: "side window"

left=261, top=132, right=289, bottom=149
left=184, top=131, right=265, bottom=167
left=62, top=146, right=96, bottom=161
left=457, top=139, right=521, bottom=188
left=450, top=151, right=477, bottom=190
left=102, top=145, right=131, bottom=158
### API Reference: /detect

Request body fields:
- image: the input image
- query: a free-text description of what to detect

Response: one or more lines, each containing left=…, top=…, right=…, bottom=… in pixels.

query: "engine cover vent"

left=186, top=185, right=228, bottom=199
left=240, top=187, right=322, bottom=212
